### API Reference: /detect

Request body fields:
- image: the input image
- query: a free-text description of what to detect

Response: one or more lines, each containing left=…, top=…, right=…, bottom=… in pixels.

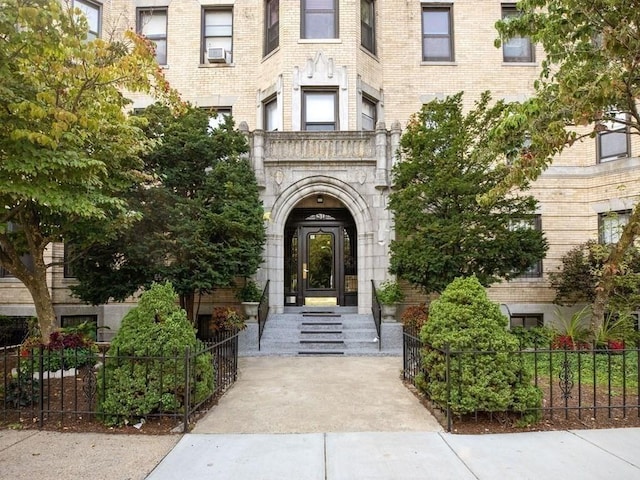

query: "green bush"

left=99, top=282, right=214, bottom=425
left=419, top=276, right=542, bottom=423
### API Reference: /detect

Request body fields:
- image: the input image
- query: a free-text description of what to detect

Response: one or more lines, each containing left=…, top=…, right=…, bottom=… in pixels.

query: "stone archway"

left=264, top=176, right=376, bottom=314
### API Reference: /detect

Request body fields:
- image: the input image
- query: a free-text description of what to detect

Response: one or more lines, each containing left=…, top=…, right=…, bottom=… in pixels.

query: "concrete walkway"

left=193, top=356, right=441, bottom=433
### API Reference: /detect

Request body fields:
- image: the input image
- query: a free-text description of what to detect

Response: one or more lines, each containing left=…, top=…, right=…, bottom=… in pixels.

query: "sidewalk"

left=147, top=429, right=640, bottom=480
left=2, top=356, right=640, bottom=479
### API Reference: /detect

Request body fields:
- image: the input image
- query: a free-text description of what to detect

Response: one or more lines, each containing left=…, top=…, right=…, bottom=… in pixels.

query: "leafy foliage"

left=21, top=330, right=96, bottom=371
left=0, top=0, right=178, bottom=341
left=419, top=276, right=542, bottom=421
left=491, top=0, right=640, bottom=331
left=98, top=283, right=214, bottom=425
left=400, top=304, right=429, bottom=332
left=389, top=93, right=547, bottom=293
left=70, top=106, right=265, bottom=321
left=376, top=280, right=405, bottom=305
left=237, top=280, right=262, bottom=302
left=550, top=241, right=640, bottom=315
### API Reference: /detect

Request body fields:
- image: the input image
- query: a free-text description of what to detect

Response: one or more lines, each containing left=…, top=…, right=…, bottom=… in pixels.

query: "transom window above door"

left=303, top=91, right=337, bottom=131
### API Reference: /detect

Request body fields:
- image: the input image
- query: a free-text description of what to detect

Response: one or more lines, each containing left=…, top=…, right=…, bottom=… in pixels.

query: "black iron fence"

left=1, top=330, right=239, bottom=432
left=258, top=280, right=270, bottom=351
left=403, top=327, right=640, bottom=431
left=371, top=280, right=382, bottom=350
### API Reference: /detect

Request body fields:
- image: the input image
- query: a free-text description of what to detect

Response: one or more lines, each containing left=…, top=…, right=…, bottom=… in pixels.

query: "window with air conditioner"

left=137, top=8, right=167, bottom=65
left=203, top=9, right=233, bottom=64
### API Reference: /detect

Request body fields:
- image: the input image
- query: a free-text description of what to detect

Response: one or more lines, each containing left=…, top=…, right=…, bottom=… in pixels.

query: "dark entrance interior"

left=284, top=208, right=357, bottom=307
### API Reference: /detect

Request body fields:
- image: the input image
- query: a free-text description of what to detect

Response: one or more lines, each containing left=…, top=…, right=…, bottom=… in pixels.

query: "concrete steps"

left=245, top=307, right=402, bottom=357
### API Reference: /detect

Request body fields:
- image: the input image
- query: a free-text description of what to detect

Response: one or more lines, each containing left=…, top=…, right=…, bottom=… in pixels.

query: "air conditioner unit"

left=207, top=48, right=231, bottom=63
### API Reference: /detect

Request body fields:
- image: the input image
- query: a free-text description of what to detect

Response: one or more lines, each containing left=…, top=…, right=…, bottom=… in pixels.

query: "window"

left=264, top=97, right=278, bottom=131
left=303, top=91, right=337, bottom=130
left=501, top=5, right=534, bottom=62
left=361, top=96, right=376, bottom=131
left=138, top=8, right=167, bottom=65
left=74, top=0, right=101, bottom=39
left=302, top=0, right=337, bottom=39
left=207, top=108, right=232, bottom=131
left=64, top=243, right=78, bottom=278
left=61, top=315, right=98, bottom=340
left=265, top=0, right=279, bottom=55
left=599, top=210, right=631, bottom=244
left=203, top=9, right=233, bottom=64
left=510, top=215, right=543, bottom=278
left=0, top=223, right=34, bottom=278
left=422, top=5, right=453, bottom=62
left=361, top=0, right=375, bottom=53
left=597, top=111, right=629, bottom=162
left=510, top=314, right=543, bottom=329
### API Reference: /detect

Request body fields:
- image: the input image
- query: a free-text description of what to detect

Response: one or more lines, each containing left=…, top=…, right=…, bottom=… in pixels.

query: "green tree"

left=389, top=93, right=547, bottom=293
left=70, top=106, right=265, bottom=322
left=0, top=0, right=177, bottom=342
left=492, top=0, right=640, bottom=330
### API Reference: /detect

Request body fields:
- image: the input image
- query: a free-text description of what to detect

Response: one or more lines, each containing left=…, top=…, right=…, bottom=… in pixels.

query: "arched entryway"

left=284, top=207, right=357, bottom=307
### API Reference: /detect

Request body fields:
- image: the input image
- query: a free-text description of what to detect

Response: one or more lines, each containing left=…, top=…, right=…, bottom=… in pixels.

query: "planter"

left=241, top=301, right=260, bottom=323
left=381, top=304, right=398, bottom=323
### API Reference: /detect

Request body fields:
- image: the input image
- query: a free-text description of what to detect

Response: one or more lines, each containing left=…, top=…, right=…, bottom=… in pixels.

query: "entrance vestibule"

left=284, top=207, right=357, bottom=307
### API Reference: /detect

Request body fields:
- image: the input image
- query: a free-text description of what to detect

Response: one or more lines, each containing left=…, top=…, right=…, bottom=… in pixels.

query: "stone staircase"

left=244, top=306, right=402, bottom=356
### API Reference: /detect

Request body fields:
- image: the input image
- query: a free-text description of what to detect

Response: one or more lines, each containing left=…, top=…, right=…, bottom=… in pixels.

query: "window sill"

left=198, top=63, right=235, bottom=68
left=420, top=61, right=457, bottom=66
left=502, top=62, right=538, bottom=67
left=298, top=39, right=342, bottom=44
left=359, top=46, right=379, bottom=62
left=262, top=47, right=280, bottom=62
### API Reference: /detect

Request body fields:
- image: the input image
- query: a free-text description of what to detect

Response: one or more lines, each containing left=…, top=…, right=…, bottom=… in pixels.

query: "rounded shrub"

left=99, top=282, right=214, bottom=425
left=419, top=276, right=542, bottom=423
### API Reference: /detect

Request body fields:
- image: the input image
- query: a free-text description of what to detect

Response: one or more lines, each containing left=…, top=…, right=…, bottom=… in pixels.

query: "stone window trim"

left=137, top=7, right=168, bottom=65
left=421, top=4, right=454, bottom=62
left=265, top=0, right=279, bottom=56
left=501, top=4, right=535, bottom=63
left=301, top=0, right=338, bottom=40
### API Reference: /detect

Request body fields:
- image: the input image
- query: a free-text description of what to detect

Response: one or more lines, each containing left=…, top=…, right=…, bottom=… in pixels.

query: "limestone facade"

left=1, top=0, right=639, bottom=337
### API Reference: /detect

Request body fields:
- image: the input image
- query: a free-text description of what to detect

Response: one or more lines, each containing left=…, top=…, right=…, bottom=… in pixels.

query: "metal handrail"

left=371, top=280, right=382, bottom=350
left=258, top=280, right=270, bottom=351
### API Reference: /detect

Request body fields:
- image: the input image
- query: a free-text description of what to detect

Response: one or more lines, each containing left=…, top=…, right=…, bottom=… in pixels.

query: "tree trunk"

left=20, top=263, right=56, bottom=344
left=180, top=292, right=195, bottom=324
left=591, top=204, right=640, bottom=332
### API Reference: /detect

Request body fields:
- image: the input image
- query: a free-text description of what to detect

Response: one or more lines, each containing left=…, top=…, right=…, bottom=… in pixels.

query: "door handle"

left=303, top=263, right=308, bottom=279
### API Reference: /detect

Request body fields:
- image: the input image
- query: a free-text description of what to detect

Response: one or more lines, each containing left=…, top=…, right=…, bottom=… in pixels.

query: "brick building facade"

left=1, top=0, right=639, bottom=339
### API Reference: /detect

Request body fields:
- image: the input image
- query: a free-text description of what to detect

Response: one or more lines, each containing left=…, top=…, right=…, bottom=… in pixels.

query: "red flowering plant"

left=21, top=329, right=97, bottom=372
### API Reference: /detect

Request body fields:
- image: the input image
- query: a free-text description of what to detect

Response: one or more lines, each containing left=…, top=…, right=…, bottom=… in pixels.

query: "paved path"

left=193, top=356, right=441, bottom=434
left=147, top=429, right=640, bottom=480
